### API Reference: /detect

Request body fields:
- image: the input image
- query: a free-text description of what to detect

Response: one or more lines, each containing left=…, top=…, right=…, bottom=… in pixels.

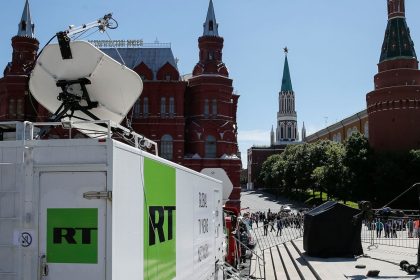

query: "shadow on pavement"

left=241, top=189, right=306, bottom=210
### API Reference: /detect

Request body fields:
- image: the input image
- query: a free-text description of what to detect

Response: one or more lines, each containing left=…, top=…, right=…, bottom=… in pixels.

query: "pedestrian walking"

left=376, top=219, right=384, bottom=238
left=263, top=219, right=269, bottom=236
left=276, top=218, right=283, bottom=236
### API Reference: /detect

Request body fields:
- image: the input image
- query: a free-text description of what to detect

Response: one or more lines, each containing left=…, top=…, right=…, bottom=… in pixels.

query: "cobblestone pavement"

left=240, top=190, right=305, bottom=213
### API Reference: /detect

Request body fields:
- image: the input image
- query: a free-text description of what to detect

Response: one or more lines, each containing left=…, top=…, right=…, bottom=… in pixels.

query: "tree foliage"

left=257, top=134, right=420, bottom=208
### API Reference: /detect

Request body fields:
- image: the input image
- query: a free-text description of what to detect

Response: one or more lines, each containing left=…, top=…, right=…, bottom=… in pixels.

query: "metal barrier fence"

left=361, top=216, right=420, bottom=249
left=250, top=216, right=304, bottom=251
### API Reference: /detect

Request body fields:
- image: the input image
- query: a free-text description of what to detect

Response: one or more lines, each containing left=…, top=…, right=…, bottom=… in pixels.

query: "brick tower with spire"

left=0, top=0, right=39, bottom=122
left=366, top=0, right=420, bottom=151
left=185, top=0, right=241, bottom=211
left=276, top=48, right=298, bottom=143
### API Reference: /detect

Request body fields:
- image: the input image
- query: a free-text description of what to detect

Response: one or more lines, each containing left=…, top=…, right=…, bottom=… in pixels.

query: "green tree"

left=311, top=141, right=347, bottom=201
left=308, top=140, right=335, bottom=196
left=281, top=144, right=301, bottom=194
left=259, top=154, right=282, bottom=188
left=343, top=132, right=374, bottom=201
left=293, top=143, right=314, bottom=198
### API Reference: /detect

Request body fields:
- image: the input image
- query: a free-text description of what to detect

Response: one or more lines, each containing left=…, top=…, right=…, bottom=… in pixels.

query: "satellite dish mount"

left=50, top=78, right=99, bottom=123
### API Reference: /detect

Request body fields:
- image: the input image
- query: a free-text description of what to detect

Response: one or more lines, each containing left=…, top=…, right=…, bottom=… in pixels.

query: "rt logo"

left=53, top=228, right=97, bottom=244
left=148, top=206, right=176, bottom=246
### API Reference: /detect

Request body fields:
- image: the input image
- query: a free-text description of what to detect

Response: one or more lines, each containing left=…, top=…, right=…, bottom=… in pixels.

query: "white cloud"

left=238, top=129, right=271, bottom=168
left=238, top=129, right=270, bottom=143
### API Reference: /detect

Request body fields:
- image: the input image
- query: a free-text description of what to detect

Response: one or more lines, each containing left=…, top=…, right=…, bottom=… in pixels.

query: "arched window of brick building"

left=205, top=135, right=217, bottom=158
left=347, top=128, right=352, bottom=139
left=212, top=99, right=217, bottom=115
left=160, top=97, right=166, bottom=116
left=204, top=99, right=209, bottom=117
left=9, top=99, right=16, bottom=117
left=280, top=123, right=284, bottom=139
left=133, top=99, right=141, bottom=118
left=16, top=99, right=24, bottom=118
left=364, top=122, right=369, bottom=138
left=143, top=97, right=149, bottom=117
left=169, top=97, right=175, bottom=116
left=160, top=134, right=173, bottom=160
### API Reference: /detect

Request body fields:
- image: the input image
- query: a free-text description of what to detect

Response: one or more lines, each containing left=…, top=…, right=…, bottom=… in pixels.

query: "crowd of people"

left=366, top=218, right=420, bottom=238
left=242, top=208, right=305, bottom=237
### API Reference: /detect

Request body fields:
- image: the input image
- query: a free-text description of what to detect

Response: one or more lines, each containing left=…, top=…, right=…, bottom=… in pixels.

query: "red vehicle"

left=223, top=206, right=240, bottom=265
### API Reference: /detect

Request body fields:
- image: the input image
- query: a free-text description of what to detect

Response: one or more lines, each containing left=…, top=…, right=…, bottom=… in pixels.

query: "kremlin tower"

left=185, top=0, right=241, bottom=211
left=276, top=48, right=298, bottom=143
left=0, top=0, right=39, bottom=122
left=366, top=0, right=420, bottom=151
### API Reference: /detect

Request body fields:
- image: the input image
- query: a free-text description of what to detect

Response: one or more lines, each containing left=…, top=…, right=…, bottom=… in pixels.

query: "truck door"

left=38, top=172, right=107, bottom=280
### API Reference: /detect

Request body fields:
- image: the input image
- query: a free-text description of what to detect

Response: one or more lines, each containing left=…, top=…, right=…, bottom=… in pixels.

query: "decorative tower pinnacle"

left=203, top=0, right=219, bottom=36
left=301, top=122, right=306, bottom=142
left=387, top=0, right=405, bottom=19
left=192, top=0, right=228, bottom=76
left=270, top=125, right=274, bottom=146
left=17, top=0, right=35, bottom=37
left=276, top=48, right=298, bottom=143
left=7, top=0, right=39, bottom=75
left=1, top=0, right=39, bottom=122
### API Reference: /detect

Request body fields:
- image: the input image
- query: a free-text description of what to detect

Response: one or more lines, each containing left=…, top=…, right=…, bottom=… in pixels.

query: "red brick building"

left=0, top=0, right=242, bottom=211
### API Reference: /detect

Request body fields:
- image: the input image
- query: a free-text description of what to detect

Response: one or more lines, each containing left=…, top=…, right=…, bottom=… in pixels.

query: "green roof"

left=281, top=55, right=293, bottom=92
left=380, top=17, right=417, bottom=62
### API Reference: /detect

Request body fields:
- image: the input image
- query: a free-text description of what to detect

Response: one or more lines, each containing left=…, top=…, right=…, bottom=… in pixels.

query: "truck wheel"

left=407, top=265, right=417, bottom=275
left=400, top=260, right=409, bottom=269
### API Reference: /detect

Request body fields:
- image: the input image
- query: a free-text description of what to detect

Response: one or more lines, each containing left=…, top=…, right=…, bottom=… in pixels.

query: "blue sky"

left=2, top=0, right=420, bottom=166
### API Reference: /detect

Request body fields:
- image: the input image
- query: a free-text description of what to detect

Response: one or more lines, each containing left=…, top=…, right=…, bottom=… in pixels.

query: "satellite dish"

left=201, top=168, right=233, bottom=204
left=29, top=41, right=142, bottom=137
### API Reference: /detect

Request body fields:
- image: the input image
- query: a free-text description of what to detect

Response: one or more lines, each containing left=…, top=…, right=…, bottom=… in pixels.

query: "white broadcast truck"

left=0, top=121, right=225, bottom=280
left=0, top=14, right=233, bottom=280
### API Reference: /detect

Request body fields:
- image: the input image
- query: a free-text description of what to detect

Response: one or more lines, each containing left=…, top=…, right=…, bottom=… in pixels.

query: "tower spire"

left=17, top=0, right=34, bottom=38
left=281, top=47, right=293, bottom=92
left=380, top=0, right=416, bottom=63
left=203, top=0, right=219, bottom=36
left=276, top=47, right=298, bottom=142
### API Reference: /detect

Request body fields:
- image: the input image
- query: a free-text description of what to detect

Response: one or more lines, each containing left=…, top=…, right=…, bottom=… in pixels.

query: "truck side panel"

left=113, top=142, right=223, bottom=280
left=112, top=145, right=144, bottom=279
left=176, top=169, right=222, bottom=279
left=0, top=146, right=23, bottom=280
